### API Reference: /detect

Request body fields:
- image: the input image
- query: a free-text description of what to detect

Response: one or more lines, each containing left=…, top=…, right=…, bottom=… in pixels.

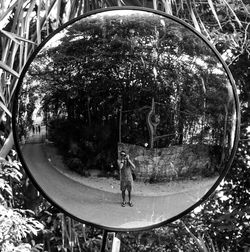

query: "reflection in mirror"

left=15, top=9, right=238, bottom=230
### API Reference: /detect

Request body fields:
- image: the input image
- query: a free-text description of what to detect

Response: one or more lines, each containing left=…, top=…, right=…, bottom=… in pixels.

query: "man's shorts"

left=120, top=180, right=132, bottom=191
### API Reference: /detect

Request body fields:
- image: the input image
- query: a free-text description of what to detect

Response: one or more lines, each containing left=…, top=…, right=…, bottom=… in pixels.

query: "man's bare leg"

left=128, top=190, right=133, bottom=207
left=121, top=190, right=126, bottom=207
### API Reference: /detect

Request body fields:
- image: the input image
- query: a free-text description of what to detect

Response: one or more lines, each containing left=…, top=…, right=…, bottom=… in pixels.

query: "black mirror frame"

left=12, top=6, right=240, bottom=232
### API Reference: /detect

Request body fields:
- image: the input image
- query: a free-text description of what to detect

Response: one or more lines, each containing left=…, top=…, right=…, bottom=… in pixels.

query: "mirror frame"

left=12, top=6, right=240, bottom=232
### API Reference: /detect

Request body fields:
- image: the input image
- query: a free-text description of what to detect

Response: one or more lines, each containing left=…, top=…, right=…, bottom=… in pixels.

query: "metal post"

left=100, top=229, right=108, bottom=252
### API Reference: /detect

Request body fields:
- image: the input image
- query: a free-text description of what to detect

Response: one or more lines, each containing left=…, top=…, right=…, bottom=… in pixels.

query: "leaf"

left=207, top=0, right=222, bottom=30
left=30, top=219, right=44, bottom=230
left=0, top=29, right=20, bottom=44
left=198, top=17, right=212, bottom=41
left=0, top=101, right=12, bottom=118
left=22, top=0, right=36, bottom=64
left=3, top=183, right=13, bottom=197
left=31, top=248, right=40, bottom=252
left=182, top=222, right=209, bottom=252
left=14, top=243, right=32, bottom=252
left=24, top=209, right=36, bottom=216
left=0, top=27, right=36, bottom=48
left=36, top=0, right=42, bottom=45
left=4, top=168, right=22, bottom=182
left=56, top=0, right=62, bottom=28
left=10, top=79, right=19, bottom=101
left=0, top=178, right=5, bottom=188
left=0, top=131, right=14, bottom=159
left=33, top=243, right=43, bottom=250
left=10, top=31, right=37, bottom=45
left=153, top=0, right=157, bottom=10
left=0, top=61, right=19, bottom=78
left=39, top=0, right=58, bottom=36
left=162, top=0, right=173, bottom=15
left=187, top=1, right=201, bottom=33
left=0, top=0, right=16, bottom=29
left=221, top=0, right=242, bottom=28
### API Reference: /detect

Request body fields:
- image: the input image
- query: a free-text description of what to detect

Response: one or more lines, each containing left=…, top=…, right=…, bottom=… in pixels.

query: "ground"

left=21, top=128, right=219, bottom=229
left=44, top=142, right=218, bottom=197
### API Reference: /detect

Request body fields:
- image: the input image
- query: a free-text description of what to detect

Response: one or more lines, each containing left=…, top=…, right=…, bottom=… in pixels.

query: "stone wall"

left=118, top=143, right=216, bottom=182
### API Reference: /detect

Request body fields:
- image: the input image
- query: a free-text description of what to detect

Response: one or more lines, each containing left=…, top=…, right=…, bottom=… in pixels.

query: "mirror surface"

left=14, top=8, right=239, bottom=230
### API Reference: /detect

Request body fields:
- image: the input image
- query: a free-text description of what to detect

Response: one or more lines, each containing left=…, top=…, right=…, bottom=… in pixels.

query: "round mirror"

left=13, top=7, right=240, bottom=231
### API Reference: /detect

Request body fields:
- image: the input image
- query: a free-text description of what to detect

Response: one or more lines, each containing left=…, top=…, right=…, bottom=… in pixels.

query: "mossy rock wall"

left=118, top=143, right=217, bottom=182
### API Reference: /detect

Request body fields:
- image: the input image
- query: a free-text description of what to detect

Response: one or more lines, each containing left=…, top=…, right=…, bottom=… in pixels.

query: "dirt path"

left=44, top=143, right=218, bottom=197
left=21, top=135, right=219, bottom=230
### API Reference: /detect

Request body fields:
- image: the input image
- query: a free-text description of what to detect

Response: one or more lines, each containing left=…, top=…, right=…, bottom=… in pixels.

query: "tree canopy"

left=24, top=11, right=235, bottom=151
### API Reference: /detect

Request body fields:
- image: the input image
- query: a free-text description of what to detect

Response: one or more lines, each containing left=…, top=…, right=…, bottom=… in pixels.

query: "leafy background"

left=0, top=0, right=250, bottom=251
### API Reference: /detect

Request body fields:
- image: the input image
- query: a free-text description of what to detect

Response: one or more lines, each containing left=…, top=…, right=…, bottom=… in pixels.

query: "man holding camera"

left=118, top=150, right=135, bottom=207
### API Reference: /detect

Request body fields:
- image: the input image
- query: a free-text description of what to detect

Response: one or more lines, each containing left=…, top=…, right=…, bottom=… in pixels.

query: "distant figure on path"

left=117, top=151, right=135, bottom=207
left=32, top=125, right=35, bottom=135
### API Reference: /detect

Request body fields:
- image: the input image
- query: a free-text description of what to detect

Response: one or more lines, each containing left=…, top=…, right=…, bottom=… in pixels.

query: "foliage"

left=34, top=12, right=227, bottom=143
left=197, top=50, right=250, bottom=251
left=117, top=221, right=216, bottom=252
left=0, top=205, right=43, bottom=252
left=0, top=153, right=44, bottom=252
left=17, top=84, right=39, bottom=140
left=22, top=11, right=234, bottom=176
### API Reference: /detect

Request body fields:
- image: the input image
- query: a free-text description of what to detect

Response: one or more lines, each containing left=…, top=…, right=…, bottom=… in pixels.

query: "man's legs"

left=121, top=190, right=126, bottom=207
left=128, top=189, right=133, bottom=207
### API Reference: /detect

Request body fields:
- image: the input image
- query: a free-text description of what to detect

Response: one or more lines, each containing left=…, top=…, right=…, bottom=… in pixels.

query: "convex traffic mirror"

left=13, top=7, right=240, bottom=231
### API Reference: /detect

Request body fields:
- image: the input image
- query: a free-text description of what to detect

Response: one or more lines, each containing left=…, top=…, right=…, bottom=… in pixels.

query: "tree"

left=26, top=11, right=229, bottom=148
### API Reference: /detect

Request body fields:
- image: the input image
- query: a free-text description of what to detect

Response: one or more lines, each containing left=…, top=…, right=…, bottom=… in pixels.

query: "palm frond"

left=221, top=0, right=242, bottom=28
left=23, top=0, right=36, bottom=64
left=207, top=0, right=222, bottom=30
left=0, top=62, right=19, bottom=78
left=0, top=131, right=14, bottom=159
left=162, top=0, right=173, bottom=15
left=0, top=29, right=37, bottom=45
left=0, top=29, right=20, bottom=44
left=56, top=0, right=62, bottom=28
left=187, top=0, right=201, bottom=33
left=0, top=101, right=12, bottom=118
left=36, top=0, right=42, bottom=45
left=0, top=0, right=16, bottom=29
left=182, top=221, right=210, bottom=252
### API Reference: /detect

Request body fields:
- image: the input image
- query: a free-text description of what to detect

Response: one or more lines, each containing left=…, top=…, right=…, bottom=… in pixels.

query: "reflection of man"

left=118, top=151, right=135, bottom=207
